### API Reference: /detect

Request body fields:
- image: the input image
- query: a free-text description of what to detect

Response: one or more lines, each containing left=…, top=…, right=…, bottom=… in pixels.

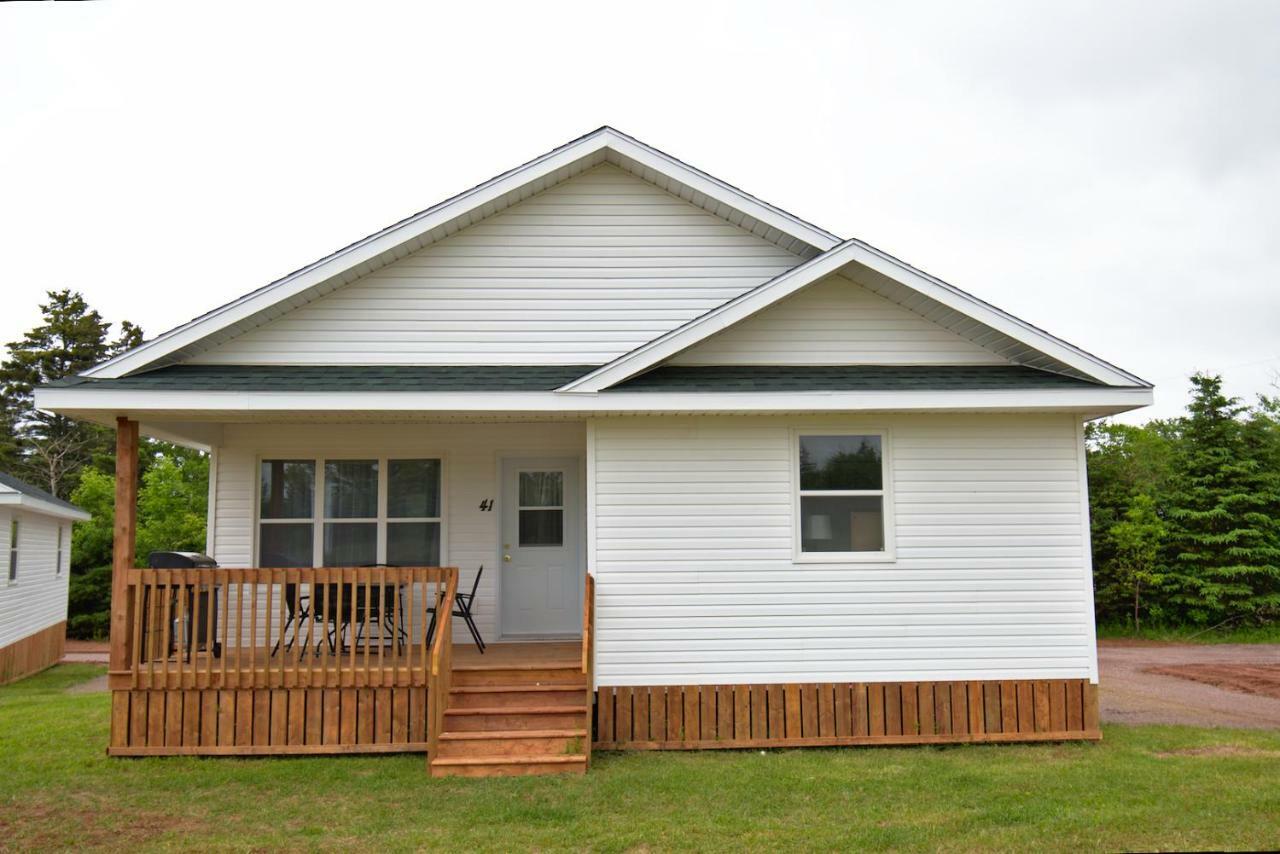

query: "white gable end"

left=190, top=165, right=805, bottom=366
left=669, top=273, right=1010, bottom=366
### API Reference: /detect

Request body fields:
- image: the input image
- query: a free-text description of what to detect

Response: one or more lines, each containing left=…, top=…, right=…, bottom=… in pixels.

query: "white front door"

left=499, top=457, right=582, bottom=638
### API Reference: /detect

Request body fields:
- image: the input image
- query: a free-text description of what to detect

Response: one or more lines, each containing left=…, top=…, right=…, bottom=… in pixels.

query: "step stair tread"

left=451, top=683, right=584, bottom=693
left=439, top=728, right=585, bottom=741
left=453, top=662, right=581, bottom=671
left=431, top=754, right=587, bottom=767
left=444, top=705, right=589, bottom=716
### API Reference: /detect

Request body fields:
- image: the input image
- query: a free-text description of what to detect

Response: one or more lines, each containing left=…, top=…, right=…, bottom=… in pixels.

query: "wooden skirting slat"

left=0, top=621, right=66, bottom=685
left=594, top=679, right=1100, bottom=750
left=109, top=686, right=428, bottom=755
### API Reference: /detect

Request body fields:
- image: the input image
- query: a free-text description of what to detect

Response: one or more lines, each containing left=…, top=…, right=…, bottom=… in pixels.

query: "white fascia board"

left=0, top=493, right=92, bottom=522
left=34, top=385, right=1153, bottom=416
left=603, top=129, right=840, bottom=252
left=561, top=239, right=1149, bottom=393
left=85, top=128, right=837, bottom=380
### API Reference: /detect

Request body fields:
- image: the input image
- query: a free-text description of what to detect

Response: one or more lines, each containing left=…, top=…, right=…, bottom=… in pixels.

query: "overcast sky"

left=2, top=1, right=1276, bottom=421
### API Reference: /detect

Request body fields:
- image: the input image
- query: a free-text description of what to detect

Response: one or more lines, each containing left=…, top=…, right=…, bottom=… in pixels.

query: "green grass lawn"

left=1097, top=622, right=1280, bottom=644
left=2, top=666, right=1279, bottom=852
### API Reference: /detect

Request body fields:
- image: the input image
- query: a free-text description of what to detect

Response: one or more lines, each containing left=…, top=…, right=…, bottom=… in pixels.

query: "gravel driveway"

left=1099, top=640, right=1280, bottom=729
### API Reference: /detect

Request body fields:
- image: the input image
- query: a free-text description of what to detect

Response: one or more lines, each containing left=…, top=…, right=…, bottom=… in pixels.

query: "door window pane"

left=259, top=523, right=314, bottom=567
left=323, top=523, right=377, bottom=566
left=324, top=460, right=378, bottom=518
left=387, top=522, right=441, bottom=565
left=519, top=471, right=563, bottom=508
left=388, top=459, right=441, bottom=518
left=519, top=509, right=563, bottom=547
left=799, top=436, right=882, bottom=490
left=260, top=460, right=315, bottom=518
left=800, top=495, right=884, bottom=552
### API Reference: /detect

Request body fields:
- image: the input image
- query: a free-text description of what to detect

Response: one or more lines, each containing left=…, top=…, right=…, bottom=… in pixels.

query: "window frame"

left=516, top=469, right=566, bottom=548
left=255, top=454, right=447, bottom=567
left=56, top=525, right=63, bottom=576
left=791, top=428, right=895, bottom=564
left=8, top=517, right=18, bottom=583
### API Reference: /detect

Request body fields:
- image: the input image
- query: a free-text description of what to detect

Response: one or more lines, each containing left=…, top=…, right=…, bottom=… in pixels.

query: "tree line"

left=3, top=291, right=1278, bottom=638
left=1088, top=375, right=1280, bottom=631
left=2, top=291, right=207, bottom=637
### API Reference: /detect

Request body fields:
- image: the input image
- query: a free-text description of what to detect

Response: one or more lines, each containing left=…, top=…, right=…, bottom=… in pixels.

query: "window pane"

left=323, top=523, right=377, bottom=566
left=259, top=523, right=314, bottom=567
left=324, top=460, right=378, bottom=518
left=388, top=459, right=441, bottom=518
left=799, top=435, right=882, bottom=491
left=387, top=522, right=441, bottom=566
left=260, top=460, right=314, bottom=519
left=519, top=471, right=563, bottom=507
left=519, top=509, right=563, bottom=546
left=800, top=495, right=884, bottom=553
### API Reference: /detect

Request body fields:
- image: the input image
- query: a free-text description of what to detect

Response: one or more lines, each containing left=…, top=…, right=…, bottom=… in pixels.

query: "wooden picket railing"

left=112, top=566, right=458, bottom=692
left=581, top=572, right=595, bottom=766
left=424, top=569, right=458, bottom=765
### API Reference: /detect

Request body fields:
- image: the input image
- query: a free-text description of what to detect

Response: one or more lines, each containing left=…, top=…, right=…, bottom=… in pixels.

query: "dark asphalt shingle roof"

left=47, top=364, right=1106, bottom=393
left=0, top=471, right=86, bottom=513
left=49, top=364, right=597, bottom=392
left=608, top=365, right=1106, bottom=392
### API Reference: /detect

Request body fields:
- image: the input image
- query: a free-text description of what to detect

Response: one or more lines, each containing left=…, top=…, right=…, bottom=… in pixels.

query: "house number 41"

left=478, top=499, right=494, bottom=512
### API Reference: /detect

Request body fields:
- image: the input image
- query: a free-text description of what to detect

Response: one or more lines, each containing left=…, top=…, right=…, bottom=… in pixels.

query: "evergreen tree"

left=1162, top=375, right=1280, bottom=623
left=0, top=290, right=142, bottom=497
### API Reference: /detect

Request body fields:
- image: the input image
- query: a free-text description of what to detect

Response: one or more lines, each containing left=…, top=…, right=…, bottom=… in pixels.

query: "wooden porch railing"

left=582, top=572, right=595, bottom=765
left=425, top=569, right=458, bottom=765
left=111, top=566, right=458, bottom=692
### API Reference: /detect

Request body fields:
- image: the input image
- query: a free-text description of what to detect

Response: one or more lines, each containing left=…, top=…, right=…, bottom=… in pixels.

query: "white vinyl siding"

left=589, top=413, right=1095, bottom=686
left=210, top=422, right=586, bottom=644
left=192, top=164, right=805, bottom=366
left=669, top=273, right=1011, bottom=365
left=0, top=508, right=71, bottom=648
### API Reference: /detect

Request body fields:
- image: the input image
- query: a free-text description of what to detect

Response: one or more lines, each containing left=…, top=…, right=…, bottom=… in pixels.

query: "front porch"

left=106, top=418, right=596, bottom=772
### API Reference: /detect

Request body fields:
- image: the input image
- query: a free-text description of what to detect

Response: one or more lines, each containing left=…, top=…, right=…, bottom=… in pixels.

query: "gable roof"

left=560, top=238, right=1152, bottom=392
left=85, top=127, right=840, bottom=380
left=0, top=472, right=91, bottom=521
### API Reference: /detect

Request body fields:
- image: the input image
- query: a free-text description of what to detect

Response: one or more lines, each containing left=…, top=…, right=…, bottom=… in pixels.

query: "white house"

left=0, top=472, right=90, bottom=684
left=35, top=127, right=1150, bottom=775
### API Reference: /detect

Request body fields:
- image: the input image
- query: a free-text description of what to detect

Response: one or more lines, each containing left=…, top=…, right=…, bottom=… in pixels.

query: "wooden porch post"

left=109, top=417, right=140, bottom=672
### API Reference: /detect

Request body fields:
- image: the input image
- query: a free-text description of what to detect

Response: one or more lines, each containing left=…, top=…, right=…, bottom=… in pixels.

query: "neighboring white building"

left=0, top=472, right=90, bottom=684
left=36, top=128, right=1151, bottom=763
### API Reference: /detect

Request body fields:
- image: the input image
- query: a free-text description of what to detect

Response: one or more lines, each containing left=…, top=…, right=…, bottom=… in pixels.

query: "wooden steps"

left=430, top=654, right=590, bottom=778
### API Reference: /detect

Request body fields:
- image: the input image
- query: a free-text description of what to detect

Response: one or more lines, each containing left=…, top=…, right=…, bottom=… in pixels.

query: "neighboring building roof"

left=562, top=238, right=1152, bottom=393
left=608, top=365, right=1108, bottom=393
left=52, top=364, right=596, bottom=392
left=0, top=472, right=91, bottom=521
left=81, top=127, right=840, bottom=380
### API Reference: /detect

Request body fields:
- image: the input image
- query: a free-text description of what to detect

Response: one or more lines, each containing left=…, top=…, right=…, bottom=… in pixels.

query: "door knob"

left=503, top=554, right=512, bottom=562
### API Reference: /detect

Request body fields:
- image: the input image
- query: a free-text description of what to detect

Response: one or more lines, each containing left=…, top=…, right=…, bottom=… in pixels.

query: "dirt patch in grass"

left=1154, top=745, right=1280, bottom=758
left=1145, top=664, right=1280, bottom=701
left=0, top=798, right=208, bottom=850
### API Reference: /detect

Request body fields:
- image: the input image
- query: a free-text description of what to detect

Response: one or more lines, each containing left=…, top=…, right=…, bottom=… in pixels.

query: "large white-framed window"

left=793, top=430, right=894, bottom=562
left=8, top=518, right=18, bottom=583
left=56, top=525, right=64, bottom=576
left=257, top=456, right=444, bottom=567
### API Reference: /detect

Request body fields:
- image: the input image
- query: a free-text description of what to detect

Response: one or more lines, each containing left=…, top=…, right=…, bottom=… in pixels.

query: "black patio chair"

left=428, top=565, right=486, bottom=653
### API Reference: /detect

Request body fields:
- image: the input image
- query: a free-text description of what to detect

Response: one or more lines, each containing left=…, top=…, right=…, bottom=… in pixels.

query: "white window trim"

left=255, top=455, right=447, bottom=567
left=8, top=517, right=18, bottom=584
left=791, top=428, right=896, bottom=564
left=56, top=525, right=63, bottom=576
left=516, top=468, right=566, bottom=549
